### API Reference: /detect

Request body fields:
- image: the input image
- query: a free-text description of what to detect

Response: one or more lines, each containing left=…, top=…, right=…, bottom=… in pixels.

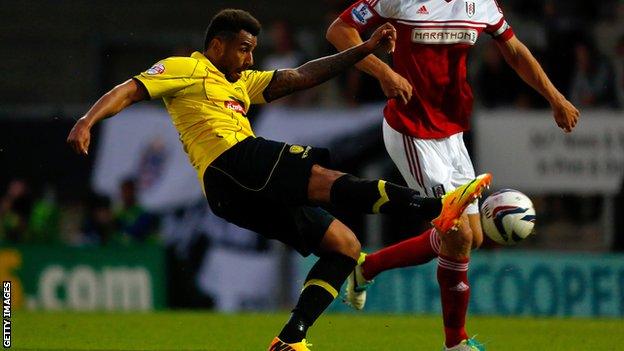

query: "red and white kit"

left=340, top=0, right=513, bottom=211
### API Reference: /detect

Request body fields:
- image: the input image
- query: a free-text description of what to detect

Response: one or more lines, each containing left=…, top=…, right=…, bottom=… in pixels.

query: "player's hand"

left=551, top=98, right=579, bottom=133
left=380, top=69, right=413, bottom=105
left=67, top=117, right=92, bottom=155
left=365, top=23, right=397, bottom=54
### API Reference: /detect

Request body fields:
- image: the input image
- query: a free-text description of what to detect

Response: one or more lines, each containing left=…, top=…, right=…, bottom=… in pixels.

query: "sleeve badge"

left=146, top=63, right=165, bottom=75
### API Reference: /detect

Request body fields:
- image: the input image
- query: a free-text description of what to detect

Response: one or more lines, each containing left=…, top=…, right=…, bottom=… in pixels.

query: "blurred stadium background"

left=2, top=0, right=624, bottom=349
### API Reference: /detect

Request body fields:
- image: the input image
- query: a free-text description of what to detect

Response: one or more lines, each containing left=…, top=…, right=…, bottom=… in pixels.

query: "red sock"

left=361, top=228, right=440, bottom=280
left=437, top=254, right=470, bottom=348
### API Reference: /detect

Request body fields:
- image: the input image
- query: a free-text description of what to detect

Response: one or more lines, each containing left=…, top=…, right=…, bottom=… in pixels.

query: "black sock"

left=278, top=253, right=356, bottom=343
left=278, top=311, right=312, bottom=344
left=329, top=174, right=442, bottom=218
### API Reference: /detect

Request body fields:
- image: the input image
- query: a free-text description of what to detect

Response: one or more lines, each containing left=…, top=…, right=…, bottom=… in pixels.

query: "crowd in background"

left=0, top=178, right=158, bottom=246
left=2, top=0, right=624, bottom=250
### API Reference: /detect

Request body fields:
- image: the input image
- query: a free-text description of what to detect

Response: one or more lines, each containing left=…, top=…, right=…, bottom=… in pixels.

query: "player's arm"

left=67, top=79, right=147, bottom=155
left=496, top=36, right=580, bottom=133
left=263, top=23, right=396, bottom=102
left=326, top=17, right=412, bottom=104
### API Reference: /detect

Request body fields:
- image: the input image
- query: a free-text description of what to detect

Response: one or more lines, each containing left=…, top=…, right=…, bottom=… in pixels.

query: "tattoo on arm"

left=263, top=44, right=371, bottom=102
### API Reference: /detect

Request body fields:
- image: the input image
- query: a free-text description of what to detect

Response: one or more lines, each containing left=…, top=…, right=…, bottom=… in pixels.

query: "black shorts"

left=203, top=137, right=334, bottom=256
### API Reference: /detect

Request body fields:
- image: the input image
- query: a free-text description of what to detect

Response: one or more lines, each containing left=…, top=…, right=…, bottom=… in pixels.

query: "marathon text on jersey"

left=411, top=28, right=478, bottom=45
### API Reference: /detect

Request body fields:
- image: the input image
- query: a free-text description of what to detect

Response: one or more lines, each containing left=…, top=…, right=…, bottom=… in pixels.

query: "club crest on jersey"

left=224, top=100, right=246, bottom=115
left=465, top=1, right=476, bottom=18
left=146, top=63, right=165, bottom=75
left=351, top=3, right=373, bottom=25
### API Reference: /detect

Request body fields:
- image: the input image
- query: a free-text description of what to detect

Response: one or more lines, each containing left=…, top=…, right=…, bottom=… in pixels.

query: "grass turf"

left=12, top=311, right=624, bottom=350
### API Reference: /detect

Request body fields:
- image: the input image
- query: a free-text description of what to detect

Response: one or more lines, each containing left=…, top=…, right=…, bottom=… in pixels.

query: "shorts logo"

left=146, top=63, right=165, bottom=75
left=302, top=146, right=312, bottom=159
left=351, top=3, right=373, bottom=25
left=465, top=1, right=475, bottom=18
left=289, top=145, right=305, bottom=154
left=432, top=184, right=446, bottom=198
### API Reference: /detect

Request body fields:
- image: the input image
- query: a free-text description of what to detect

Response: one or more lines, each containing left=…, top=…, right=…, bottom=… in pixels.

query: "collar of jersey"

left=191, top=51, right=225, bottom=78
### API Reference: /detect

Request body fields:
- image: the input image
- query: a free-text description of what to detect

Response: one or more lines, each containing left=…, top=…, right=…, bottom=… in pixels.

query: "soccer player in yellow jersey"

left=67, top=9, right=490, bottom=350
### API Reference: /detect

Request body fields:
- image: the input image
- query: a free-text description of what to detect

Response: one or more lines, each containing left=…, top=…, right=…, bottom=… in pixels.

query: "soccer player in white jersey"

left=327, top=0, right=579, bottom=350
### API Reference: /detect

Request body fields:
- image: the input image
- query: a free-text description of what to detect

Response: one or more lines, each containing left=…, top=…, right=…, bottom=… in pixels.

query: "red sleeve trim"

left=495, top=27, right=514, bottom=42
left=486, top=17, right=514, bottom=42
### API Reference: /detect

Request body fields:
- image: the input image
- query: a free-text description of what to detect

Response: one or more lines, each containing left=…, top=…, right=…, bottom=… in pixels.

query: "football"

left=480, top=189, right=536, bottom=245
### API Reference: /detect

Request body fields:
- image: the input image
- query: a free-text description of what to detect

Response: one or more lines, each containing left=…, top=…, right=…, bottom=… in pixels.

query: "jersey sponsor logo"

left=224, top=100, right=246, bottom=115
left=411, top=28, right=478, bottom=45
left=289, top=145, right=305, bottom=154
left=465, top=1, right=475, bottom=18
left=146, top=63, right=165, bottom=75
left=351, top=3, right=373, bottom=25
left=416, top=5, right=429, bottom=15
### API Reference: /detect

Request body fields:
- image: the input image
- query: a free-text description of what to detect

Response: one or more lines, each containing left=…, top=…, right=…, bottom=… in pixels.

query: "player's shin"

left=437, top=254, right=470, bottom=348
left=329, top=174, right=441, bottom=217
left=362, top=228, right=440, bottom=280
left=278, top=253, right=356, bottom=343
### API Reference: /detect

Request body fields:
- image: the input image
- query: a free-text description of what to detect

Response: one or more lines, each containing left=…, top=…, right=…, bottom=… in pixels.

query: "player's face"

left=221, top=30, right=257, bottom=82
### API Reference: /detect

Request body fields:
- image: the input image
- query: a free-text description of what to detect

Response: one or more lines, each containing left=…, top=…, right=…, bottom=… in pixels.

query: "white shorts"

left=383, top=119, right=479, bottom=214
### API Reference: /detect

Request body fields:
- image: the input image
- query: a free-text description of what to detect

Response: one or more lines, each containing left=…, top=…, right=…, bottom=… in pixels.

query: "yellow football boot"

left=431, top=173, right=492, bottom=233
left=268, top=337, right=312, bottom=351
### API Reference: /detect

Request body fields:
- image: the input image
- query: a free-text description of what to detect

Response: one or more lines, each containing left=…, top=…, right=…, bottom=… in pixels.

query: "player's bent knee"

left=319, top=219, right=361, bottom=260
left=337, top=229, right=361, bottom=260
left=307, top=165, right=345, bottom=203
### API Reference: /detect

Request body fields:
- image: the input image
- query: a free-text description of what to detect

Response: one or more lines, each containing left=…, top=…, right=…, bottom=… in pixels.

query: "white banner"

left=255, top=104, right=383, bottom=145
left=475, top=109, right=624, bottom=194
left=92, top=105, right=203, bottom=211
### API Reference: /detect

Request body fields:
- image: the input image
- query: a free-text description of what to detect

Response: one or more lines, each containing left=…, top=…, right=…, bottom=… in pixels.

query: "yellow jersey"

left=134, top=51, right=274, bottom=189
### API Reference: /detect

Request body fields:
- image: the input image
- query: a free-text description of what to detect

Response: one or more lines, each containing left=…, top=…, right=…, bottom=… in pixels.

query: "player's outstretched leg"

left=341, top=175, right=490, bottom=310
left=344, top=228, right=441, bottom=309
left=269, top=220, right=359, bottom=350
left=316, top=168, right=442, bottom=218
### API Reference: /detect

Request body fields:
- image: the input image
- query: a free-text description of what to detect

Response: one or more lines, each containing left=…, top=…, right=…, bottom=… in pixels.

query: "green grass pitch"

left=13, top=311, right=624, bottom=350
